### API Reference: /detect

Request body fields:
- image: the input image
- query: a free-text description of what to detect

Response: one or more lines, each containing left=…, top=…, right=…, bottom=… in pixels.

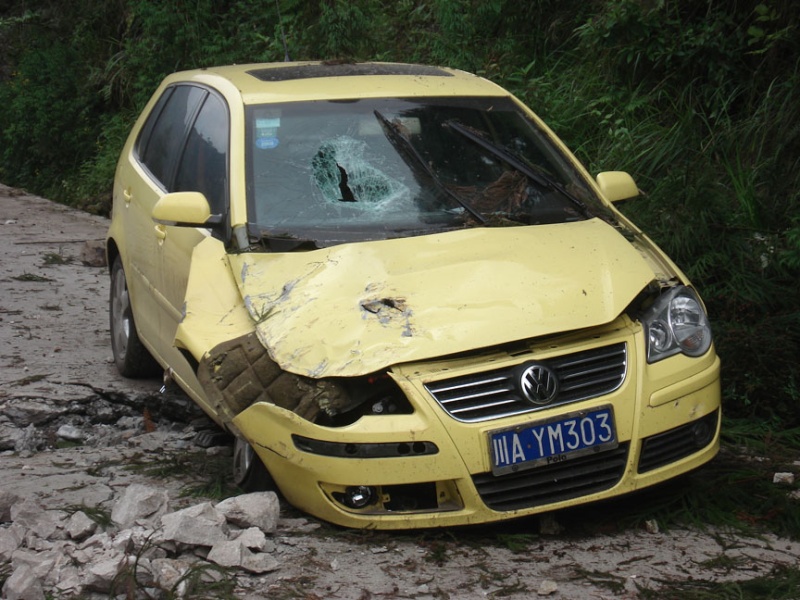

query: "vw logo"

left=519, top=364, right=559, bottom=405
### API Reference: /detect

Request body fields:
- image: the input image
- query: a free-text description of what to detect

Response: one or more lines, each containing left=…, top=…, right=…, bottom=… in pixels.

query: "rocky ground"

left=1, top=184, right=799, bottom=599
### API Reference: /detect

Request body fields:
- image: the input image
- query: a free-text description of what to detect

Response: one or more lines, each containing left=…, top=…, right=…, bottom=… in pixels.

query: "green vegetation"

left=1, top=0, right=798, bottom=425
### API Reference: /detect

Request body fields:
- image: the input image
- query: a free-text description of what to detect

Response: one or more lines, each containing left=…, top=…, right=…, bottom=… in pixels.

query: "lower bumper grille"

left=472, top=443, right=629, bottom=512
left=638, top=410, right=719, bottom=473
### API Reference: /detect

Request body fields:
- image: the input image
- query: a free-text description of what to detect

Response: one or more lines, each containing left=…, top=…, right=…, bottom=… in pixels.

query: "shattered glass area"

left=311, top=136, right=410, bottom=207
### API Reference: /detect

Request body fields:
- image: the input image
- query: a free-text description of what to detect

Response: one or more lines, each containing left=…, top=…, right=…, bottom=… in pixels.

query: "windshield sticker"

left=256, top=117, right=281, bottom=129
left=256, top=137, right=280, bottom=150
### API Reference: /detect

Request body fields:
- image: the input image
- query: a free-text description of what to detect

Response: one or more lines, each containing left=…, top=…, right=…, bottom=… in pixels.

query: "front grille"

left=472, top=443, right=629, bottom=511
left=638, top=410, right=719, bottom=473
left=425, top=343, right=627, bottom=422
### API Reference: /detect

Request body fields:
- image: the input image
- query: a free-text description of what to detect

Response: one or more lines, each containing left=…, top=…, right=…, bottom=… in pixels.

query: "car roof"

left=167, top=61, right=511, bottom=104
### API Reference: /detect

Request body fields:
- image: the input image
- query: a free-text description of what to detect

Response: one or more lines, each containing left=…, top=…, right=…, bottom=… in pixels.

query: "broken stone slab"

left=206, top=539, right=280, bottom=574
left=15, top=423, right=42, bottom=456
left=80, top=239, right=107, bottom=267
left=0, top=423, right=23, bottom=451
left=160, top=502, right=229, bottom=546
left=11, top=548, right=61, bottom=582
left=537, top=579, right=559, bottom=596
left=66, top=510, right=97, bottom=540
left=231, top=526, right=268, bottom=551
left=2, top=564, right=45, bottom=600
left=215, top=491, right=280, bottom=534
left=0, top=524, right=25, bottom=562
left=9, top=499, right=65, bottom=540
left=128, top=430, right=190, bottom=452
left=0, top=489, right=21, bottom=522
left=56, top=424, right=85, bottom=442
left=773, top=472, right=795, bottom=485
left=111, top=483, right=169, bottom=529
left=82, top=552, right=127, bottom=593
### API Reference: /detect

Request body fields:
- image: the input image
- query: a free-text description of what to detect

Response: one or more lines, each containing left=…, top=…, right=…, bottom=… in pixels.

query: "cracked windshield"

left=246, top=96, right=601, bottom=248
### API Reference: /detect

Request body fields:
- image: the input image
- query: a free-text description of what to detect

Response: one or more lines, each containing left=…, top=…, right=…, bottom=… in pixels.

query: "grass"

left=125, top=450, right=240, bottom=501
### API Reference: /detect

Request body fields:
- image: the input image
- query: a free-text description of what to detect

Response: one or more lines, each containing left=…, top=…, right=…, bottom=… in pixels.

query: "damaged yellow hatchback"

left=106, top=62, right=721, bottom=529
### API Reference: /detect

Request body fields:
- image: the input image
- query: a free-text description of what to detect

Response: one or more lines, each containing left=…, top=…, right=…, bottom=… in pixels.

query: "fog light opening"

left=691, top=420, right=714, bottom=448
left=341, top=485, right=377, bottom=509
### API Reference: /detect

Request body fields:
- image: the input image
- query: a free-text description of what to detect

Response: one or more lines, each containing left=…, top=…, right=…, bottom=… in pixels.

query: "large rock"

left=160, top=502, right=228, bottom=546
left=215, top=492, right=280, bottom=533
left=66, top=511, right=96, bottom=540
left=111, top=483, right=169, bottom=528
left=206, top=539, right=280, bottom=573
left=2, top=564, right=45, bottom=600
left=0, top=524, right=24, bottom=562
left=0, top=489, right=21, bottom=522
left=9, top=499, right=63, bottom=540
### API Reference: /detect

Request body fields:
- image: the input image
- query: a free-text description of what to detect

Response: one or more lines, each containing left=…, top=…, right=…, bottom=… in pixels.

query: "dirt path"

left=1, top=185, right=798, bottom=599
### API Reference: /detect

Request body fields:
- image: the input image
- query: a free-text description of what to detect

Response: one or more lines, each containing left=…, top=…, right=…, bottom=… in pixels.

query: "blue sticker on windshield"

left=256, top=137, right=280, bottom=150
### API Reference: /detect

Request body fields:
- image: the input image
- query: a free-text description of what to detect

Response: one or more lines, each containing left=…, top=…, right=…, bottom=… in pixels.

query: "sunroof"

left=247, top=63, right=454, bottom=82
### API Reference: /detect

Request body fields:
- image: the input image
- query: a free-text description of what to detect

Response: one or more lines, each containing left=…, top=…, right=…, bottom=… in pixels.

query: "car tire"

left=110, top=256, right=160, bottom=378
left=233, top=436, right=276, bottom=492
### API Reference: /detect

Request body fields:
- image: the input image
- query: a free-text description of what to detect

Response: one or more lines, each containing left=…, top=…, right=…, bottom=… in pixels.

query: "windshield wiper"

left=373, top=110, right=487, bottom=225
left=444, top=120, right=593, bottom=219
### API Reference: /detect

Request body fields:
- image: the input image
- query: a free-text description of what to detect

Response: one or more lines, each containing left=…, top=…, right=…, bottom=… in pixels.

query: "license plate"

left=489, top=406, right=617, bottom=475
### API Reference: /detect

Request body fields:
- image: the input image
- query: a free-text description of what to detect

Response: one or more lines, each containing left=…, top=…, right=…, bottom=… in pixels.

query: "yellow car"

left=106, top=62, right=720, bottom=529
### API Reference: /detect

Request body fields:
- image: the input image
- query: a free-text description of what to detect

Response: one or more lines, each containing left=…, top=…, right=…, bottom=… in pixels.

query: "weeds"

left=11, top=373, right=48, bottom=386
left=41, top=251, right=70, bottom=265
left=11, top=273, right=54, bottom=282
left=110, top=531, right=238, bottom=599
left=637, top=564, right=800, bottom=600
left=573, top=568, right=627, bottom=595
left=65, top=504, right=113, bottom=529
left=126, top=450, right=239, bottom=501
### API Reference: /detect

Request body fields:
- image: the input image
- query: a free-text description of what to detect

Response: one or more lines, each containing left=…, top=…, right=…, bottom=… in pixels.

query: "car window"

left=137, top=85, right=205, bottom=188
left=174, top=93, right=229, bottom=215
left=246, top=96, right=602, bottom=248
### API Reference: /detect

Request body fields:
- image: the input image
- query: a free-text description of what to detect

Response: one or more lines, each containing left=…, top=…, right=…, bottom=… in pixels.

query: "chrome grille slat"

left=432, top=376, right=508, bottom=394
left=425, top=343, right=627, bottom=423
left=438, top=386, right=515, bottom=404
left=449, top=398, right=519, bottom=414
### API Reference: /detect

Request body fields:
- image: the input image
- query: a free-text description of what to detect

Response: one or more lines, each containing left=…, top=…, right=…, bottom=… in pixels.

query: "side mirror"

left=596, top=171, right=639, bottom=203
left=152, top=192, right=222, bottom=227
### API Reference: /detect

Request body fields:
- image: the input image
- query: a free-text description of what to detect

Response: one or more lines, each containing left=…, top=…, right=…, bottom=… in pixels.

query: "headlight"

left=642, top=286, right=712, bottom=363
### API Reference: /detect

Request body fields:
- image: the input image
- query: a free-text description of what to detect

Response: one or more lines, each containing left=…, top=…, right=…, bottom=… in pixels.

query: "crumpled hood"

left=229, top=219, right=657, bottom=378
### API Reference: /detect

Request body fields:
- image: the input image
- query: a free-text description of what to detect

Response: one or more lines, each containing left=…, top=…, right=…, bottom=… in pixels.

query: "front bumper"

left=232, top=325, right=721, bottom=529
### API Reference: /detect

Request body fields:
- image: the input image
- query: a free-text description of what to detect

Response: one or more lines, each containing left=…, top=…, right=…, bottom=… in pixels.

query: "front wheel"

left=109, top=256, right=159, bottom=378
left=233, top=436, right=275, bottom=492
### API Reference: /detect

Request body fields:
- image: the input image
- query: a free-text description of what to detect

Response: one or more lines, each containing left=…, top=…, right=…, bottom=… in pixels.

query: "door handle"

left=123, top=188, right=133, bottom=204
left=154, top=224, right=167, bottom=241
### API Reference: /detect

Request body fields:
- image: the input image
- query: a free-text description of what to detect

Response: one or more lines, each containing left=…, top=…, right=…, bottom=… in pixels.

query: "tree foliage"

left=0, top=0, right=798, bottom=423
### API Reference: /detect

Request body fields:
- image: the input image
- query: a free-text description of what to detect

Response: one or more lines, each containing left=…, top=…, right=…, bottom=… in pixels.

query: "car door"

left=124, top=84, right=207, bottom=360
left=156, top=90, right=231, bottom=392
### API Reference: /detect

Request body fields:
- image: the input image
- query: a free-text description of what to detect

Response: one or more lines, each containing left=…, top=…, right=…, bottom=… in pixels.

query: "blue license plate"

left=489, top=406, right=617, bottom=475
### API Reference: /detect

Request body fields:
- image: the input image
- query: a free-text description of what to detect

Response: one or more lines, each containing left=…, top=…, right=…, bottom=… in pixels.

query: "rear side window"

left=137, top=85, right=205, bottom=188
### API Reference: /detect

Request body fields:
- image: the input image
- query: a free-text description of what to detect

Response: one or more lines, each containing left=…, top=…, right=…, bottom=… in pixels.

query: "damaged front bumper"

left=228, top=321, right=721, bottom=529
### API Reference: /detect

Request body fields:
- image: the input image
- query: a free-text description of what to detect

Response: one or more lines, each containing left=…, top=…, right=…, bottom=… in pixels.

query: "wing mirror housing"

left=596, top=171, right=640, bottom=203
left=152, top=192, right=223, bottom=227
